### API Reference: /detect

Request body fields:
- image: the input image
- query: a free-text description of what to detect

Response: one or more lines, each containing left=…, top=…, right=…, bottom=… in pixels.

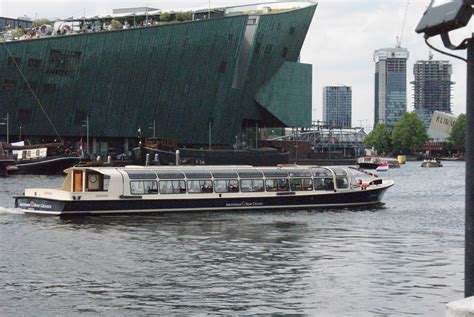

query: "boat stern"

left=15, top=195, right=65, bottom=215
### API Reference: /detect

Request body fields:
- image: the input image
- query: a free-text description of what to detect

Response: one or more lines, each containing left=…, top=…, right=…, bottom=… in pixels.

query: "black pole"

left=466, top=36, right=474, bottom=298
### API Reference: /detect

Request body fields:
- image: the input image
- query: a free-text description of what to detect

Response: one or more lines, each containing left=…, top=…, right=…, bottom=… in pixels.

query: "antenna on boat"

left=1, top=42, right=64, bottom=144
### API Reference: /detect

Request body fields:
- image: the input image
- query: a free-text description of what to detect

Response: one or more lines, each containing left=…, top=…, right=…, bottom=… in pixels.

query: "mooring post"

left=465, top=36, right=474, bottom=298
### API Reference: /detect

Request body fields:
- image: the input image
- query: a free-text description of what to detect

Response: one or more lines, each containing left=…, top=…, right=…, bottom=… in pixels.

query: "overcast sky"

left=1, top=0, right=471, bottom=129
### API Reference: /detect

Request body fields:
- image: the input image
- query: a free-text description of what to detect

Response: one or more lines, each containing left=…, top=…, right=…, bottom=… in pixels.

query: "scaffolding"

left=268, top=121, right=367, bottom=157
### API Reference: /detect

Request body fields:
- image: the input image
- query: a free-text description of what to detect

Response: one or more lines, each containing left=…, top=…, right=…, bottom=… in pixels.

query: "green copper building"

left=0, top=2, right=316, bottom=154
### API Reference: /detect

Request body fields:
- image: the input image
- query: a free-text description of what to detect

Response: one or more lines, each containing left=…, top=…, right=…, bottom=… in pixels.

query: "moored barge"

left=15, top=165, right=394, bottom=215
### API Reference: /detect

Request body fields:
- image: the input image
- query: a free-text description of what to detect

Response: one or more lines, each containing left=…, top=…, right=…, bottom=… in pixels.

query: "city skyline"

left=1, top=0, right=471, bottom=129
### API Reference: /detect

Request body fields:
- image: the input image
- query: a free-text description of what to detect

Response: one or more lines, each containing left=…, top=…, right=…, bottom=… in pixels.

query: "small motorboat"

left=421, top=159, right=443, bottom=168
left=357, top=156, right=400, bottom=169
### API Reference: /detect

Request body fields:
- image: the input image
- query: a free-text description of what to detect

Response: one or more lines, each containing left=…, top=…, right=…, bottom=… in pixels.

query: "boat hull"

left=15, top=185, right=391, bottom=216
left=13, top=156, right=83, bottom=175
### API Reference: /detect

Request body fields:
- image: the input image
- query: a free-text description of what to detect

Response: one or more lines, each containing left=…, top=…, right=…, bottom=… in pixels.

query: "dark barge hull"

left=15, top=185, right=391, bottom=215
left=12, top=156, right=83, bottom=175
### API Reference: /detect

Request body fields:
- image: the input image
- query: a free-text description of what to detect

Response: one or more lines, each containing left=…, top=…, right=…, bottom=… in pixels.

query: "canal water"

left=0, top=161, right=465, bottom=316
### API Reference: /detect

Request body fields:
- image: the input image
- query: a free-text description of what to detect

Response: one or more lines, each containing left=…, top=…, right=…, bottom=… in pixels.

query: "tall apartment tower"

left=374, top=47, right=409, bottom=129
left=323, top=86, right=352, bottom=128
left=412, top=58, right=453, bottom=127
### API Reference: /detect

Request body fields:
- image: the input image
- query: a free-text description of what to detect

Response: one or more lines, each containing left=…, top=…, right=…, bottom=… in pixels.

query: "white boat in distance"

left=15, top=165, right=394, bottom=216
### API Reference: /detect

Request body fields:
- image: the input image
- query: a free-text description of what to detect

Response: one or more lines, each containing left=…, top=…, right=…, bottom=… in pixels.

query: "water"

left=0, top=161, right=465, bottom=316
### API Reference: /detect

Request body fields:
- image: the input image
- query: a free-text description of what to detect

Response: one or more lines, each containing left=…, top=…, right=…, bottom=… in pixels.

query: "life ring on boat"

left=64, top=148, right=72, bottom=156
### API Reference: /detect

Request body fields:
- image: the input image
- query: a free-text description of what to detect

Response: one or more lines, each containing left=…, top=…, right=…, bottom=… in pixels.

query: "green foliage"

left=110, top=19, right=122, bottom=30
left=176, top=11, right=192, bottom=22
left=32, top=18, right=51, bottom=27
left=391, top=112, right=428, bottom=155
left=160, top=12, right=172, bottom=22
left=11, top=28, right=26, bottom=38
left=449, top=113, right=466, bottom=153
left=364, top=123, right=391, bottom=154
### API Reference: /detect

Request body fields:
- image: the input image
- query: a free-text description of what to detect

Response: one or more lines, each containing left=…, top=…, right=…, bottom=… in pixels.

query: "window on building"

left=7, top=57, right=21, bottom=66
left=42, top=83, right=56, bottom=94
left=264, top=44, right=273, bottom=55
left=1, top=79, right=16, bottom=91
left=27, top=58, right=42, bottom=69
left=17, top=109, right=32, bottom=124
left=46, top=49, right=81, bottom=75
left=289, top=26, right=295, bottom=35
left=281, top=47, right=288, bottom=59
left=219, top=61, right=227, bottom=74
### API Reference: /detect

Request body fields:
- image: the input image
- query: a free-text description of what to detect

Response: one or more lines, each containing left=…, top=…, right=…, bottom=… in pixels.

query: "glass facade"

left=374, top=47, right=409, bottom=129
left=322, top=86, right=352, bottom=128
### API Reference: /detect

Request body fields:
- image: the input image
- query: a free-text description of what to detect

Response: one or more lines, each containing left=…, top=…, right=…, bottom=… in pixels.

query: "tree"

left=32, top=18, right=51, bottom=27
left=449, top=113, right=466, bottom=155
left=110, top=19, right=122, bottom=30
left=364, top=123, right=391, bottom=154
left=176, top=11, right=192, bottom=22
left=11, top=28, right=26, bottom=39
left=160, top=12, right=172, bottom=22
left=391, top=112, right=428, bottom=155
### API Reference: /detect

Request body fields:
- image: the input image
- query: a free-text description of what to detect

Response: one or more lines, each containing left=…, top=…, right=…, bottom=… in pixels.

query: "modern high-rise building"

left=322, top=86, right=352, bottom=128
left=412, top=59, right=453, bottom=128
left=374, top=47, right=409, bottom=129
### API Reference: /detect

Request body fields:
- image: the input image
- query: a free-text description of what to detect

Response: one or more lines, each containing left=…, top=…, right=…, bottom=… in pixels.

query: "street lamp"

left=416, top=0, right=474, bottom=298
left=149, top=119, right=156, bottom=137
left=82, top=115, right=89, bottom=156
left=0, top=113, right=9, bottom=144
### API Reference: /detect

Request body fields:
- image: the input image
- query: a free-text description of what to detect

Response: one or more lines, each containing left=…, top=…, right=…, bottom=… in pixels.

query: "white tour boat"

left=15, top=165, right=394, bottom=216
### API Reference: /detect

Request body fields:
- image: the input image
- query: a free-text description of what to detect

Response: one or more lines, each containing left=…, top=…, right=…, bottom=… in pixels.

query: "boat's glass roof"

left=286, top=169, right=312, bottom=177
left=183, top=170, right=212, bottom=179
left=125, top=170, right=157, bottom=179
left=210, top=170, right=239, bottom=178
left=310, top=168, right=332, bottom=177
left=262, top=169, right=288, bottom=178
left=236, top=169, right=264, bottom=178
left=156, top=171, right=185, bottom=179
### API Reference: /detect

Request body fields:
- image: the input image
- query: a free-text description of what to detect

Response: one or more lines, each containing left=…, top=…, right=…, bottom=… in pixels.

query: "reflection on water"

left=0, top=161, right=465, bottom=315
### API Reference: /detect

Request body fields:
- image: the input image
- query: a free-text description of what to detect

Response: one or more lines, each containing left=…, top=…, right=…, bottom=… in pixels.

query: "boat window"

left=159, top=180, right=186, bottom=194
left=262, top=169, right=288, bottom=178
left=287, top=169, right=312, bottom=177
left=310, top=168, right=332, bottom=177
left=265, top=178, right=289, bottom=192
left=210, top=170, right=238, bottom=178
left=130, top=180, right=158, bottom=195
left=314, top=178, right=334, bottom=191
left=290, top=178, right=314, bottom=191
left=86, top=172, right=105, bottom=192
left=183, top=170, right=212, bottom=179
left=103, top=176, right=110, bottom=191
left=214, top=179, right=239, bottom=193
left=240, top=179, right=264, bottom=192
left=237, top=169, right=263, bottom=178
left=126, top=170, right=157, bottom=179
left=336, top=177, right=349, bottom=189
left=156, top=171, right=185, bottom=179
left=187, top=180, right=213, bottom=193
left=332, top=168, right=347, bottom=177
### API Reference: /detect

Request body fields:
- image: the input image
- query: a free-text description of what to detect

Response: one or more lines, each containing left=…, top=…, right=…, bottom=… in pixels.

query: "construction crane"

left=396, top=0, right=410, bottom=48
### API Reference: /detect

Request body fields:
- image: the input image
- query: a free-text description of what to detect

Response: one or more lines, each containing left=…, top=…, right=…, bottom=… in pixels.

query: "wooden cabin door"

left=73, top=170, right=83, bottom=192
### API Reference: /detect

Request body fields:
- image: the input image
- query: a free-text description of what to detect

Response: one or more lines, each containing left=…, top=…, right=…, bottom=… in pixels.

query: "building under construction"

left=412, top=59, right=453, bottom=127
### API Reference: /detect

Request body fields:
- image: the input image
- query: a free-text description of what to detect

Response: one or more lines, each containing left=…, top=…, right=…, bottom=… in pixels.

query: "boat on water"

left=421, top=159, right=443, bottom=168
left=357, top=156, right=400, bottom=169
left=15, top=165, right=394, bottom=216
left=3, top=142, right=83, bottom=175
